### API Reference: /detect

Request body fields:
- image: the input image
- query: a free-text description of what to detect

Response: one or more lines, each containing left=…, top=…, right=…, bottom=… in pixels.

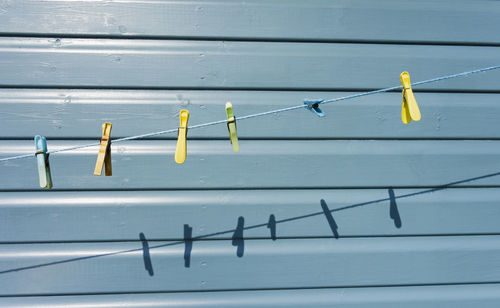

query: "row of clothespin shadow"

left=35, top=71, right=421, bottom=189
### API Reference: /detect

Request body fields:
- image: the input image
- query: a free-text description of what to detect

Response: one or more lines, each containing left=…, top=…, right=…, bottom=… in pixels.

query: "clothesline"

left=1, top=64, right=500, bottom=163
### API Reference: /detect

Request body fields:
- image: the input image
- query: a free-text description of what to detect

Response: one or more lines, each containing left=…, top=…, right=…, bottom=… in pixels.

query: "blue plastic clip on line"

left=304, top=99, right=325, bottom=117
left=34, top=135, right=53, bottom=189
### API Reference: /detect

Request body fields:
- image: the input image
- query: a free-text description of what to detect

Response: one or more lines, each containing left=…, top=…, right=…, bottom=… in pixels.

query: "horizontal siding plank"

left=2, top=284, right=500, bottom=307
left=1, top=188, right=500, bottom=242
left=0, top=1, right=499, bottom=44
left=1, top=89, right=500, bottom=139
left=2, top=140, right=500, bottom=190
left=0, top=38, right=499, bottom=90
left=1, top=236, right=500, bottom=295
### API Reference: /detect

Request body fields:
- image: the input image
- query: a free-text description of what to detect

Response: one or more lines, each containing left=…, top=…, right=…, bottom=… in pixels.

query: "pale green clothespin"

left=226, top=102, right=239, bottom=152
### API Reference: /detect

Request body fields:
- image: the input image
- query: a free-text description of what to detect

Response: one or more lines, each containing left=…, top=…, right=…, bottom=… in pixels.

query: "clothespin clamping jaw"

left=175, top=109, right=190, bottom=164
left=304, top=99, right=325, bottom=117
left=225, top=102, right=239, bottom=152
left=94, top=122, right=112, bottom=176
left=400, top=71, right=421, bottom=124
left=34, top=135, right=53, bottom=189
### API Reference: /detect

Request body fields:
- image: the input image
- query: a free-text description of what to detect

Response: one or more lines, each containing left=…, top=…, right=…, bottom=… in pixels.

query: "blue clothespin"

left=304, top=99, right=325, bottom=117
left=34, top=135, right=53, bottom=189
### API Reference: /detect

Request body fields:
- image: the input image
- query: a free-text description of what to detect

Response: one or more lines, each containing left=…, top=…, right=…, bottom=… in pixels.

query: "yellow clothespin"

left=35, top=135, right=53, bottom=189
left=225, top=102, right=239, bottom=152
left=400, top=71, right=421, bottom=124
left=175, top=109, right=189, bottom=164
left=94, top=122, right=112, bottom=176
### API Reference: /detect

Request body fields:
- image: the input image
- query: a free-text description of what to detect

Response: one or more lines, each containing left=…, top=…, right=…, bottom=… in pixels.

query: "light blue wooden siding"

left=3, top=140, right=500, bottom=189
left=2, top=236, right=500, bottom=294
left=2, top=90, right=500, bottom=139
left=1, top=1, right=500, bottom=307
left=3, top=284, right=500, bottom=308
left=1, top=0, right=499, bottom=44
left=0, top=38, right=499, bottom=90
left=2, top=189, right=500, bottom=242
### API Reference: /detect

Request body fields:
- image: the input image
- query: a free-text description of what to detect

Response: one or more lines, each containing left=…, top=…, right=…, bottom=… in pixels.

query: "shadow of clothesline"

left=1, top=170, right=500, bottom=276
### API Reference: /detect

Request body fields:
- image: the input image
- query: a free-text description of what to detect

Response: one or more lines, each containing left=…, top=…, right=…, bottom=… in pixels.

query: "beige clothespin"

left=94, top=122, right=112, bottom=176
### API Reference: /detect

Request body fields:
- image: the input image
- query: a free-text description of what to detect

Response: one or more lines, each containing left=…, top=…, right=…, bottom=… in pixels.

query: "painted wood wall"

left=1, top=0, right=500, bottom=306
